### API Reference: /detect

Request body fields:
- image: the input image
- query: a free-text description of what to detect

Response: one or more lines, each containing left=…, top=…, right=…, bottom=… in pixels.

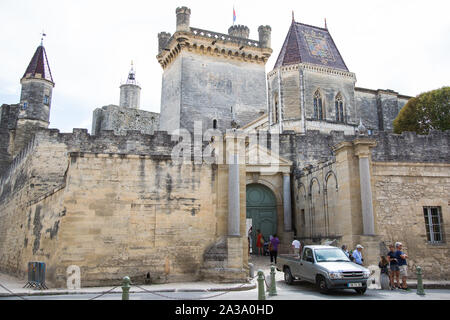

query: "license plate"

left=348, top=283, right=362, bottom=288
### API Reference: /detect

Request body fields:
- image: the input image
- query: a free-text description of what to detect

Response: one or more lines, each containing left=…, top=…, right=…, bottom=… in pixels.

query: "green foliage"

left=393, top=87, right=450, bottom=134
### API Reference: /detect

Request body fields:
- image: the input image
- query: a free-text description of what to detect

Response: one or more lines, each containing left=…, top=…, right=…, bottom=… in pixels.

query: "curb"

left=0, top=283, right=256, bottom=298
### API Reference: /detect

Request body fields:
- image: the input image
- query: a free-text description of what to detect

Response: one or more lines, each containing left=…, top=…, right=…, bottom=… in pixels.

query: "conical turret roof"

left=22, top=44, right=54, bottom=83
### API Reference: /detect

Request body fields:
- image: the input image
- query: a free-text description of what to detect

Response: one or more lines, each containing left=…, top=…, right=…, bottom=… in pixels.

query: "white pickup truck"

left=276, top=245, right=371, bottom=294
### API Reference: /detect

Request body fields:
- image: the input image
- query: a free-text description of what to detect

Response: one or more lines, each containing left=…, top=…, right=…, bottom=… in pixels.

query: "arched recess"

left=296, top=182, right=307, bottom=237
left=246, top=183, right=278, bottom=253
left=324, top=170, right=339, bottom=236
left=309, top=177, right=321, bottom=237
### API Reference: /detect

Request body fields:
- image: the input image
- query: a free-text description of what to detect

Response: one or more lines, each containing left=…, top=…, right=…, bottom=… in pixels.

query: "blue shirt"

left=395, top=250, right=407, bottom=266
left=352, top=249, right=363, bottom=265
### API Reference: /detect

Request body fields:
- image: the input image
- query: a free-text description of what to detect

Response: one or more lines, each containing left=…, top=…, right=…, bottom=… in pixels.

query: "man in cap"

left=395, top=242, right=409, bottom=290
left=352, top=244, right=364, bottom=265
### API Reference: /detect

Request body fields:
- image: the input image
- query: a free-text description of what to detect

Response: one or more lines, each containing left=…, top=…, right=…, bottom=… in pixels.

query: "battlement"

left=228, top=25, right=250, bottom=39
left=157, top=7, right=272, bottom=70
left=372, top=130, right=450, bottom=163
left=276, top=129, right=450, bottom=170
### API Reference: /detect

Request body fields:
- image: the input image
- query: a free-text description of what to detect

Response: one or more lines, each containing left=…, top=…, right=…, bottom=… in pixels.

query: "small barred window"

left=423, top=206, right=444, bottom=243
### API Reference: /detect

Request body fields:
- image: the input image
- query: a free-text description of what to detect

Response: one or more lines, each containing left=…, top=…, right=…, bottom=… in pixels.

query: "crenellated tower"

left=157, top=7, right=272, bottom=133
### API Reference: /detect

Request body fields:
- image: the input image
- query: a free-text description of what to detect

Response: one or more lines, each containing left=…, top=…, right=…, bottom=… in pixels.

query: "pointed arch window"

left=313, top=90, right=324, bottom=120
left=335, top=93, right=344, bottom=123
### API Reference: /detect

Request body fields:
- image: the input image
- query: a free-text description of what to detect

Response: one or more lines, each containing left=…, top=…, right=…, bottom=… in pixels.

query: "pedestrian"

left=379, top=256, right=390, bottom=290
left=341, top=244, right=349, bottom=258
left=292, top=238, right=301, bottom=257
left=395, top=242, right=409, bottom=290
left=269, top=234, right=280, bottom=264
left=387, top=244, right=400, bottom=289
left=352, top=244, right=364, bottom=265
left=256, top=229, right=264, bottom=256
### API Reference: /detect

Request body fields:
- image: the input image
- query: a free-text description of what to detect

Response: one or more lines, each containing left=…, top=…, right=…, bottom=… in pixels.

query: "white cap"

left=395, top=242, right=402, bottom=247
left=356, top=244, right=364, bottom=249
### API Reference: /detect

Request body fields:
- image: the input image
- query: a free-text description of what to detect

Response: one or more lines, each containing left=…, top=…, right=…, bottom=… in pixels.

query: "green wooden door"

left=246, top=184, right=277, bottom=253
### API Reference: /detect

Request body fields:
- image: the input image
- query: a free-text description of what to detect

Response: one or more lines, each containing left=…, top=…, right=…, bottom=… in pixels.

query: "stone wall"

left=160, top=51, right=267, bottom=133
left=372, top=130, right=450, bottom=163
left=0, top=128, right=233, bottom=286
left=372, top=162, right=450, bottom=279
left=355, top=88, right=410, bottom=131
left=91, top=105, right=159, bottom=136
left=0, top=104, right=19, bottom=175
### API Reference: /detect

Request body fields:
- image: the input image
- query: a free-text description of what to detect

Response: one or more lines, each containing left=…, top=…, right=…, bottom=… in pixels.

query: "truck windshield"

left=314, top=248, right=350, bottom=262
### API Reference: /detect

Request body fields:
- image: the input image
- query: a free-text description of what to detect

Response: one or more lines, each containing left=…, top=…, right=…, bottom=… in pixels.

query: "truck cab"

left=276, top=245, right=371, bottom=294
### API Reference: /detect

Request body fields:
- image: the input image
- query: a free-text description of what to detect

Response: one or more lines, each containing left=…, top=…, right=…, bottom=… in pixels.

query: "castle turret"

left=158, top=32, right=171, bottom=54
left=12, top=41, right=55, bottom=157
left=228, top=25, right=250, bottom=39
left=258, top=25, right=272, bottom=48
left=19, top=42, right=55, bottom=125
left=119, top=62, right=141, bottom=109
left=176, top=6, right=191, bottom=32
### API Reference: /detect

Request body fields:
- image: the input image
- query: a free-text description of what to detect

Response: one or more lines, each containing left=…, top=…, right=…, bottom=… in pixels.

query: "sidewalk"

left=0, top=272, right=256, bottom=298
left=1, top=256, right=449, bottom=297
left=248, top=254, right=450, bottom=290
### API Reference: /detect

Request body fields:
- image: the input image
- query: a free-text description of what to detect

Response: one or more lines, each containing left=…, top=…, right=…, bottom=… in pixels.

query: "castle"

left=0, top=7, right=448, bottom=286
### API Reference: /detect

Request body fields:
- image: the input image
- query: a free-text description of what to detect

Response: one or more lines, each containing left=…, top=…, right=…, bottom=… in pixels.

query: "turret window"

left=22, top=102, right=28, bottom=110
left=44, top=95, right=50, bottom=106
left=335, top=93, right=344, bottom=122
left=313, top=90, right=324, bottom=120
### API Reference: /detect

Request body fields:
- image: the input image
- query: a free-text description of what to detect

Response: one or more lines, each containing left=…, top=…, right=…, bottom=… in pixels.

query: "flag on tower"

left=233, top=6, right=236, bottom=25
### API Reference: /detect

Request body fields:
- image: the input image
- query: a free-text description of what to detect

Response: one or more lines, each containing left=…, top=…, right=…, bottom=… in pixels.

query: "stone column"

left=283, top=173, right=292, bottom=231
left=354, top=140, right=377, bottom=235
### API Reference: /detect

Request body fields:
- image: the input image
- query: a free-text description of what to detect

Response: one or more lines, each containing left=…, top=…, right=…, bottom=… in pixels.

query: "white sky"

left=0, top=0, right=449, bottom=133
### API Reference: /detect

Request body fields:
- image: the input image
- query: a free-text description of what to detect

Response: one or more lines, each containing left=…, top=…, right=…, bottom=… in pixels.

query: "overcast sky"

left=0, top=0, right=449, bottom=133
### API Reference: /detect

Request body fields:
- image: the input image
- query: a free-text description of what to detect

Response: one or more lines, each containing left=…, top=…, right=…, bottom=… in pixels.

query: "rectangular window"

left=22, top=102, right=28, bottom=110
left=423, top=206, right=444, bottom=243
left=44, top=95, right=50, bottom=105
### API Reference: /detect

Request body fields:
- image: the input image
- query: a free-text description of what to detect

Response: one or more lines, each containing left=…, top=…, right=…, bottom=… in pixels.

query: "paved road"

left=1, top=279, right=449, bottom=300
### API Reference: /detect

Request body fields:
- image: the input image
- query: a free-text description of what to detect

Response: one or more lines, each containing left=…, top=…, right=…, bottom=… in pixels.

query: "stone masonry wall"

left=372, top=162, right=450, bottom=279
left=0, top=104, right=19, bottom=176
left=0, top=128, right=224, bottom=286
left=92, top=105, right=159, bottom=136
left=161, top=51, right=267, bottom=133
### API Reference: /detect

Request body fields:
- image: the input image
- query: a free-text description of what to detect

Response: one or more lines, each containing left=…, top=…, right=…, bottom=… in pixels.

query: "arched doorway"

left=246, top=184, right=277, bottom=254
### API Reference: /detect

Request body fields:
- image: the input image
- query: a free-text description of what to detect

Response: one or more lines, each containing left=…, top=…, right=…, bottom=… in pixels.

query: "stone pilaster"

left=354, top=139, right=377, bottom=236
left=283, top=173, right=292, bottom=231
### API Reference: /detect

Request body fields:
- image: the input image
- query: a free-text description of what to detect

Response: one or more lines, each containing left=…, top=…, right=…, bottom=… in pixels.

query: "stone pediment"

left=246, top=143, right=292, bottom=174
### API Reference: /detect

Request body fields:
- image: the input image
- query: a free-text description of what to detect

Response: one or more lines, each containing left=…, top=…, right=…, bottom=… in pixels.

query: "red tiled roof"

left=22, top=45, right=54, bottom=83
left=274, top=21, right=349, bottom=71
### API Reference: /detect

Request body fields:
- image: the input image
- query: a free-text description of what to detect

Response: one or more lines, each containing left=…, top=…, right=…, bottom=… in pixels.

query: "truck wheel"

left=284, top=267, right=293, bottom=285
left=316, top=275, right=329, bottom=294
left=355, top=288, right=367, bottom=295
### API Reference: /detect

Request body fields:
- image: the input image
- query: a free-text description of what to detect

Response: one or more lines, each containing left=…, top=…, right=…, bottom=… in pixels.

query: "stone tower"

left=267, top=19, right=357, bottom=134
left=157, top=7, right=272, bottom=133
left=119, top=62, right=141, bottom=109
left=16, top=41, right=55, bottom=155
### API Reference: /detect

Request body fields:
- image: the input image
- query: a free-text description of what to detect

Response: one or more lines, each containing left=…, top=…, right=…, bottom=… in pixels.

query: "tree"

left=393, top=86, right=450, bottom=134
